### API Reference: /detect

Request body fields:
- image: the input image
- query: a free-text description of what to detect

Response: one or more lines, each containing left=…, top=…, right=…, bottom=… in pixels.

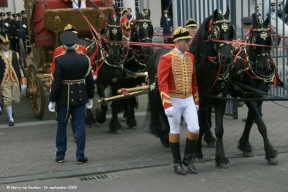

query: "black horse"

left=89, top=12, right=127, bottom=134
left=119, top=9, right=154, bottom=128
left=147, top=8, right=234, bottom=154
left=230, top=15, right=278, bottom=165
left=189, top=8, right=234, bottom=168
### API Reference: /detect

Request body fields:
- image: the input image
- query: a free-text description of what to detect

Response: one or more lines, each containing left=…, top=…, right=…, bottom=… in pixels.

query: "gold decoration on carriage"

left=221, top=23, right=228, bottom=32
left=143, top=22, right=148, bottom=29
left=113, top=16, right=117, bottom=22
left=212, top=26, right=220, bottom=39
left=112, top=28, right=118, bottom=35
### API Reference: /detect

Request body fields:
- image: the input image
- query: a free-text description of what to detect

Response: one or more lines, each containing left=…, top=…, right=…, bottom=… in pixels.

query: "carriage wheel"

left=27, top=64, right=45, bottom=119
left=18, top=39, right=28, bottom=68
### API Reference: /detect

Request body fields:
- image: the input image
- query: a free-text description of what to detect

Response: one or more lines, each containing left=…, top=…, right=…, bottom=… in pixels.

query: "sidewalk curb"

left=1, top=147, right=287, bottom=185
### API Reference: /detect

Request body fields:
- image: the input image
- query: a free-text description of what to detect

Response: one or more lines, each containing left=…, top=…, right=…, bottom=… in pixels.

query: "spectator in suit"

left=251, top=6, right=261, bottom=18
left=160, top=8, right=173, bottom=43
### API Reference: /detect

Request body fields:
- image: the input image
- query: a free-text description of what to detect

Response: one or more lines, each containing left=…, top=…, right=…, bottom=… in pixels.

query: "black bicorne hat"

left=186, top=18, right=198, bottom=28
left=241, top=17, right=253, bottom=26
left=173, top=26, right=192, bottom=42
left=60, top=31, right=78, bottom=46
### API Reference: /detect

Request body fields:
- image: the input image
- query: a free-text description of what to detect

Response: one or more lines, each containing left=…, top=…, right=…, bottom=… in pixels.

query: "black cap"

left=0, top=12, right=5, bottom=16
left=60, top=31, right=78, bottom=46
left=21, top=10, right=26, bottom=14
left=6, top=12, right=11, bottom=16
left=271, top=2, right=275, bottom=6
left=254, top=5, right=259, bottom=9
left=186, top=18, right=198, bottom=28
left=241, top=17, right=253, bottom=25
left=12, top=13, right=17, bottom=17
left=17, top=13, right=22, bottom=17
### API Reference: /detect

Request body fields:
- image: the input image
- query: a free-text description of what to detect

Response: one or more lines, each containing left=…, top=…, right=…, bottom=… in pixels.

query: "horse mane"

left=189, top=15, right=214, bottom=60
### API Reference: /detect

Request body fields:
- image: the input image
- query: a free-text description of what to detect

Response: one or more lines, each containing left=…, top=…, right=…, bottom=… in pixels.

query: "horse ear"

left=224, top=6, right=230, bottom=19
left=136, top=8, right=140, bottom=19
left=147, top=9, right=151, bottom=19
left=213, top=9, right=219, bottom=21
left=252, top=14, right=258, bottom=28
left=264, top=14, right=270, bottom=27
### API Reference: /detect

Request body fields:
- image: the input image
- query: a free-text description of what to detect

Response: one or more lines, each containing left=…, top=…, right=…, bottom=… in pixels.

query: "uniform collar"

left=175, top=47, right=185, bottom=58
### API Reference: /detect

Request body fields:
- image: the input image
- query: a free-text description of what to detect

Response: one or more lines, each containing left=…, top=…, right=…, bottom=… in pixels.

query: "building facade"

left=0, top=0, right=24, bottom=14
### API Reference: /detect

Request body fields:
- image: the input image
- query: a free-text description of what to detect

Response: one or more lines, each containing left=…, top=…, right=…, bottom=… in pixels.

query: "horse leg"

left=193, top=106, right=207, bottom=163
left=203, top=106, right=216, bottom=148
left=240, top=101, right=278, bottom=165
left=109, top=86, right=123, bottom=134
left=238, top=102, right=254, bottom=157
left=95, top=83, right=108, bottom=124
left=126, top=96, right=137, bottom=129
left=214, top=100, right=230, bottom=168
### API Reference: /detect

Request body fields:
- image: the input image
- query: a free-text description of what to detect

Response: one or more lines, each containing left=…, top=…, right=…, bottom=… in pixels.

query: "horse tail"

left=147, top=79, right=170, bottom=139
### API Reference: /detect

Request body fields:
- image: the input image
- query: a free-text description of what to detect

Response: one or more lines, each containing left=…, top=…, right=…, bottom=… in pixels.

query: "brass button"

left=79, top=90, right=81, bottom=93
left=71, top=91, right=73, bottom=93
left=80, top=98, right=82, bottom=100
left=71, top=99, right=74, bottom=101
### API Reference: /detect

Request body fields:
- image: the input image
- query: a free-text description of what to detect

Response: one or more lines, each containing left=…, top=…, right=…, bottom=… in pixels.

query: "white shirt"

left=2, top=50, right=9, bottom=59
left=175, top=47, right=184, bottom=59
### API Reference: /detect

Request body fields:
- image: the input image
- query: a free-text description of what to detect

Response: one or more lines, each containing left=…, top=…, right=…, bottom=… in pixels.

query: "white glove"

left=165, top=106, right=175, bottom=117
left=48, top=102, right=56, bottom=112
left=23, top=24, right=27, bottom=28
left=195, top=105, right=199, bottom=111
left=4, top=23, right=8, bottom=27
left=21, top=84, right=27, bottom=91
left=93, top=75, right=97, bottom=80
left=86, top=99, right=93, bottom=109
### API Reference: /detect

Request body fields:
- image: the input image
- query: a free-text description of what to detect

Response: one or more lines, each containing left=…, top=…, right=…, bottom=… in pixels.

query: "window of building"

left=135, top=0, right=139, bottom=10
left=114, top=0, right=123, bottom=10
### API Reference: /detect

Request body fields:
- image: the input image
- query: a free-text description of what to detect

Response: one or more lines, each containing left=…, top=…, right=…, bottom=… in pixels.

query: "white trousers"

left=168, top=97, right=199, bottom=134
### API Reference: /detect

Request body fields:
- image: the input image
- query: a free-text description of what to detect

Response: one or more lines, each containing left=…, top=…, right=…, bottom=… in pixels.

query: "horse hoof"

left=204, top=137, right=216, bottom=148
left=217, top=163, right=230, bottom=169
left=116, top=129, right=123, bottom=134
left=130, top=126, right=137, bottom=130
left=243, top=151, right=254, bottom=157
left=268, top=157, right=279, bottom=165
left=193, top=158, right=205, bottom=163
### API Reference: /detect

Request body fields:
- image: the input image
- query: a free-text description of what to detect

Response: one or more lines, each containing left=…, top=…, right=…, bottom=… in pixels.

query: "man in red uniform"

left=120, top=8, right=131, bottom=37
left=158, top=26, right=199, bottom=175
left=50, top=24, right=87, bottom=88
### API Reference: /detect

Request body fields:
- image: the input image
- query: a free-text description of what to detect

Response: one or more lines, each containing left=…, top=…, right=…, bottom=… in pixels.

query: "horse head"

left=207, top=7, right=234, bottom=65
left=103, top=13, right=123, bottom=61
left=248, top=15, right=272, bottom=73
left=132, top=9, right=154, bottom=56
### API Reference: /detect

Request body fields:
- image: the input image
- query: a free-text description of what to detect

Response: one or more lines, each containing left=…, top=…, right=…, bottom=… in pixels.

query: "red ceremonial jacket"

left=158, top=49, right=199, bottom=109
left=50, top=45, right=87, bottom=88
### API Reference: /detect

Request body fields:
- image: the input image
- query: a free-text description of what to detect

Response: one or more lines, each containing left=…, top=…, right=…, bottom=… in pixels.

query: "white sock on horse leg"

left=6, top=106, right=14, bottom=121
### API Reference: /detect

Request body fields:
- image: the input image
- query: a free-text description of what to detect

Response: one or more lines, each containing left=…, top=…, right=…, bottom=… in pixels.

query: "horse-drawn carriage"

left=23, top=0, right=113, bottom=119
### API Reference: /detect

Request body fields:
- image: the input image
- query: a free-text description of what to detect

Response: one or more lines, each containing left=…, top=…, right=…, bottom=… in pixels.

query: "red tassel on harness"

left=274, top=72, right=279, bottom=88
left=208, top=20, right=214, bottom=31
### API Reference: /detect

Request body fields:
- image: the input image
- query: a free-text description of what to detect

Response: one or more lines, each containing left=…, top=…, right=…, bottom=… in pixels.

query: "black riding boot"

left=183, top=137, right=198, bottom=174
left=170, top=142, right=186, bottom=175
